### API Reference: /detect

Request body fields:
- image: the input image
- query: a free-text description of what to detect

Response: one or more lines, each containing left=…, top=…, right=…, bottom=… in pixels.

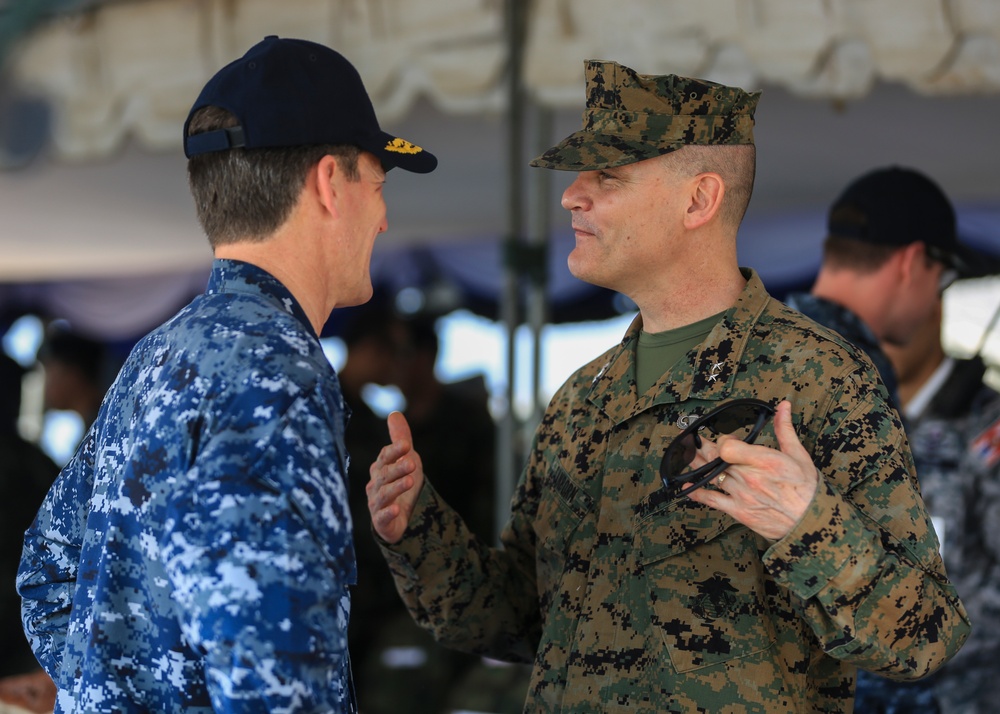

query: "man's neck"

left=636, top=264, right=747, bottom=333
left=216, top=236, right=328, bottom=336
left=810, top=270, right=891, bottom=342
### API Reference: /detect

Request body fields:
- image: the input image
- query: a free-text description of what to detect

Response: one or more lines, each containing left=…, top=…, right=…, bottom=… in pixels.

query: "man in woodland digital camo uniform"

left=366, top=60, right=970, bottom=712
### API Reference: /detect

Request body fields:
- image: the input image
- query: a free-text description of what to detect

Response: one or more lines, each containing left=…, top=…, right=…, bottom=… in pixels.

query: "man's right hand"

left=367, top=411, right=425, bottom=544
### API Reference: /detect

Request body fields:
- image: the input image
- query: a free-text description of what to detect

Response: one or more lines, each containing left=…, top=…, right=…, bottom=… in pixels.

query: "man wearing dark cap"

left=785, top=166, right=968, bottom=411
left=785, top=169, right=985, bottom=714
left=366, top=61, right=968, bottom=712
left=19, top=35, right=436, bottom=714
left=875, top=297, right=1000, bottom=714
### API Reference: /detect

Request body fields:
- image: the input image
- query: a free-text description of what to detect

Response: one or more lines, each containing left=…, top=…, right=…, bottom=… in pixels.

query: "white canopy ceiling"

left=7, top=0, right=1000, bottom=161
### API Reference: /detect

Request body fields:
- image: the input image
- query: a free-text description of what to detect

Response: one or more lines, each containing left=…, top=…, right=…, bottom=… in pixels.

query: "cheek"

left=369, top=195, right=386, bottom=225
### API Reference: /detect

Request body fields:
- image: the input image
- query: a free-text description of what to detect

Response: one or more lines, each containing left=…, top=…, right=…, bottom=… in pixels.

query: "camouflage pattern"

left=18, top=259, right=357, bottom=713
left=855, top=358, right=1000, bottom=714
left=784, top=292, right=901, bottom=410
left=529, top=61, right=760, bottom=171
left=939, top=398, right=1000, bottom=714
left=379, top=270, right=969, bottom=713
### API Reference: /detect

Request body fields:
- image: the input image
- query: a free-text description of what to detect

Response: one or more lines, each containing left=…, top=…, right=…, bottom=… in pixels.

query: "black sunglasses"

left=924, top=244, right=960, bottom=292
left=659, top=398, right=775, bottom=500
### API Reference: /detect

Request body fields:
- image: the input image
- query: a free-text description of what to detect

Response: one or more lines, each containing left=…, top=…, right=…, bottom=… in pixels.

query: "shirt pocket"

left=635, top=504, right=777, bottom=673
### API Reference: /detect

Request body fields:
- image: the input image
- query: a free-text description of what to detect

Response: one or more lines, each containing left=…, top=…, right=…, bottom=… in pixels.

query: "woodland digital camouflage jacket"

left=18, top=259, right=356, bottom=713
left=381, top=269, right=970, bottom=714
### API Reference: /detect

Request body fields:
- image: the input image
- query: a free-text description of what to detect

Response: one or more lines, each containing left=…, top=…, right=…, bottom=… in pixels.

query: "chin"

left=340, top=282, right=373, bottom=309
left=567, top=253, right=603, bottom=287
left=566, top=250, right=588, bottom=280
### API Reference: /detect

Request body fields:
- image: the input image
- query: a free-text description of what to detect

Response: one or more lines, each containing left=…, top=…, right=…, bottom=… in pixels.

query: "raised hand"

left=366, top=411, right=426, bottom=544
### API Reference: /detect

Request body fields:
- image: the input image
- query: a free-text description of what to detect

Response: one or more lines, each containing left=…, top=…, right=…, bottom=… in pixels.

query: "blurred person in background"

left=952, top=378, right=1000, bottom=714
left=346, top=307, right=525, bottom=713
left=0, top=353, right=58, bottom=713
left=785, top=166, right=966, bottom=413
left=392, top=313, right=496, bottom=544
left=36, top=323, right=109, bottom=434
left=338, top=301, right=407, bottom=710
left=872, top=293, right=1000, bottom=714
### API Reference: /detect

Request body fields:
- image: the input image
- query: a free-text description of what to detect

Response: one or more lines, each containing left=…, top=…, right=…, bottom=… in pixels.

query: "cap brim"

left=529, top=130, right=680, bottom=171
left=363, top=131, right=437, bottom=173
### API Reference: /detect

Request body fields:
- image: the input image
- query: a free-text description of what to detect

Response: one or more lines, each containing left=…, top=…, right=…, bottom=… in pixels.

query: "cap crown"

left=827, top=167, right=964, bottom=268
left=531, top=60, right=760, bottom=171
left=184, top=36, right=435, bottom=173
left=582, top=61, right=760, bottom=146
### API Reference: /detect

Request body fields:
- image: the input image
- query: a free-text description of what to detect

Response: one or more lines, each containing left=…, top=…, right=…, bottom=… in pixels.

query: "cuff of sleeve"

left=763, top=477, right=880, bottom=600
left=375, top=481, right=443, bottom=580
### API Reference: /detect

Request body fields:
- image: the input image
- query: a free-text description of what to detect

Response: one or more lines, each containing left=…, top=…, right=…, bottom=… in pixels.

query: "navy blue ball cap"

left=183, top=36, right=436, bottom=173
left=827, top=166, right=972, bottom=273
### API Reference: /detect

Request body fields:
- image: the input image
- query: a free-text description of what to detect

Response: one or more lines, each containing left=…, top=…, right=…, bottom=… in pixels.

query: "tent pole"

left=527, top=104, right=552, bottom=429
left=496, top=0, right=528, bottom=542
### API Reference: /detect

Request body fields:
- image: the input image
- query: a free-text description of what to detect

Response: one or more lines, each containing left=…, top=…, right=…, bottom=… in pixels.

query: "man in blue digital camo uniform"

left=950, top=394, right=1000, bottom=714
left=365, top=61, right=970, bottom=713
left=17, top=36, right=436, bottom=713
left=880, top=299, right=1000, bottom=714
left=784, top=166, right=970, bottom=415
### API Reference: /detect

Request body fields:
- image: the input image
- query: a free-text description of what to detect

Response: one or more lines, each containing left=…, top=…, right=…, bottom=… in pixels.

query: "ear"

left=896, top=241, right=925, bottom=285
left=312, top=154, right=341, bottom=219
left=683, top=172, right=724, bottom=230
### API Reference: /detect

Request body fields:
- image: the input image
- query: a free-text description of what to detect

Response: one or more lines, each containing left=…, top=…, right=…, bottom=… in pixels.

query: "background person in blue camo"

left=868, top=298, right=1000, bottom=714
left=783, top=166, right=979, bottom=713
left=0, top=354, right=58, bottom=714
left=17, top=35, right=435, bottom=714
left=947, top=387, right=1000, bottom=714
left=784, top=166, right=969, bottom=412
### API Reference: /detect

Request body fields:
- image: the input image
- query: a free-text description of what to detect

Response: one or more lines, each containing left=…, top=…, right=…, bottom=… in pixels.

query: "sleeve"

left=17, top=430, right=96, bottom=679
left=764, top=370, right=971, bottom=680
left=161, top=389, right=356, bottom=713
left=378, top=467, right=542, bottom=664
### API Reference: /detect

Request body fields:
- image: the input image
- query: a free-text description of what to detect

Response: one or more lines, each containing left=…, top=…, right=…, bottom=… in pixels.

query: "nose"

left=561, top=173, right=590, bottom=212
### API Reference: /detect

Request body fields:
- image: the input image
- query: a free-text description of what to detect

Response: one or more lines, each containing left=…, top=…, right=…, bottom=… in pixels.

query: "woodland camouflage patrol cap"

left=530, top=60, right=761, bottom=171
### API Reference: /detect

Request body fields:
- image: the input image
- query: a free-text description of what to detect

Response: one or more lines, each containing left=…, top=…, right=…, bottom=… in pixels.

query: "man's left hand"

left=683, top=400, right=818, bottom=540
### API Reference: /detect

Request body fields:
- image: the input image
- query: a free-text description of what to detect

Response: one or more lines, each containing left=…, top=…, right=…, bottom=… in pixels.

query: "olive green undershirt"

left=635, top=311, right=725, bottom=394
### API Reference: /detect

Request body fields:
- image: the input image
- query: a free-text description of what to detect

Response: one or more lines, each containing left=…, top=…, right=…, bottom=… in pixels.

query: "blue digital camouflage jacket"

left=18, top=259, right=357, bottom=713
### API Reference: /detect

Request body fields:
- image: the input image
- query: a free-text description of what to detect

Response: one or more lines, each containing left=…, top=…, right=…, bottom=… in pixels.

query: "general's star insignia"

left=707, top=361, right=725, bottom=382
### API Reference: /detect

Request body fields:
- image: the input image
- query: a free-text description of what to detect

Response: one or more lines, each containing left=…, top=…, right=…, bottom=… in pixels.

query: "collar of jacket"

left=587, top=268, right=771, bottom=425
left=208, top=257, right=315, bottom=336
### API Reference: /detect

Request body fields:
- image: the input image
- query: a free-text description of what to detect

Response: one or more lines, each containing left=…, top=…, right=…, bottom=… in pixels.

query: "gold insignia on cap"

left=385, top=138, right=424, bottom=155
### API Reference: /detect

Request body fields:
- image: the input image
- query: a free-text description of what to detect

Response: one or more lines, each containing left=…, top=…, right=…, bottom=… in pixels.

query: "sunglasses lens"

left=663, top=432, right=699, bottom=481
left=939, top=269, right=958, bottom=293
left=708, top=404, right=767, bottom=440
left=661, top=402, right=772, bottom=488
